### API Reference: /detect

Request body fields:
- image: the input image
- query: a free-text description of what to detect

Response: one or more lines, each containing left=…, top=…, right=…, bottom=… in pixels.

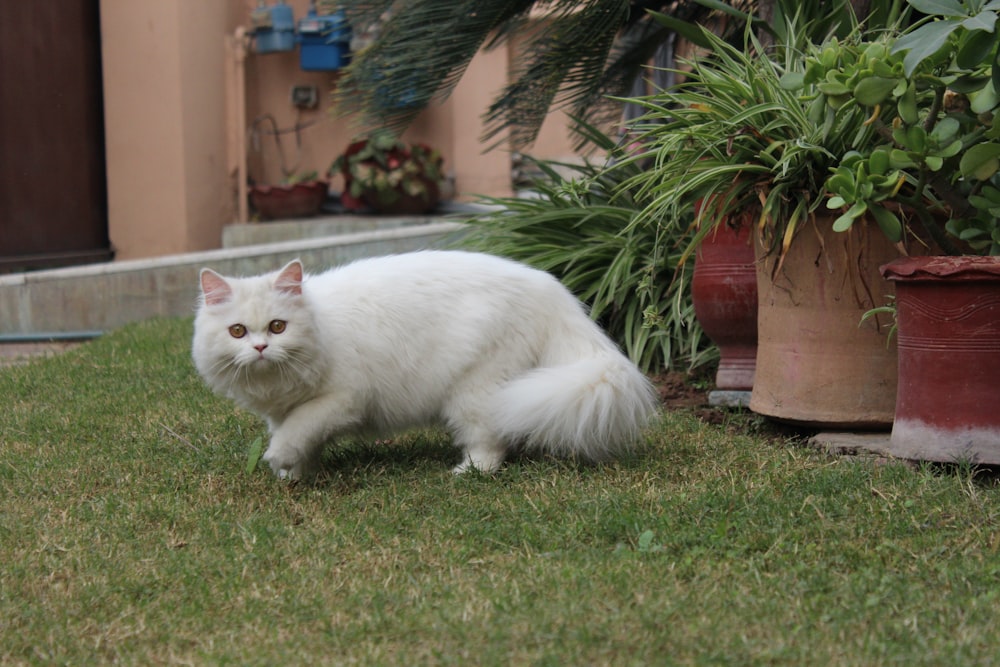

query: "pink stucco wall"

left=99, top=0, right=585, bottom=260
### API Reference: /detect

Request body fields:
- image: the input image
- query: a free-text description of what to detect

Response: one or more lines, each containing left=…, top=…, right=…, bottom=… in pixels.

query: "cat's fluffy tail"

left=492, top=352, right=658, bottom=462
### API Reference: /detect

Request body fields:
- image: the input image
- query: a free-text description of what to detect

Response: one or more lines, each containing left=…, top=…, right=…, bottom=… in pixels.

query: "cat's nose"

left=254, top=343, right=268, bottom=353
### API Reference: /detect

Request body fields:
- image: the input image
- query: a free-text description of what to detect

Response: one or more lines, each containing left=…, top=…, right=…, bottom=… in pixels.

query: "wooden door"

left=0, top=0, right=111, bottom=273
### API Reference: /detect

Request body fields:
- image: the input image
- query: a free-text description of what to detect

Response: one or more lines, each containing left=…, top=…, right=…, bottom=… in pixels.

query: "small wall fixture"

left=249, top=1, right=296, bottom=54
left=298, top=7, right=351, bottom=72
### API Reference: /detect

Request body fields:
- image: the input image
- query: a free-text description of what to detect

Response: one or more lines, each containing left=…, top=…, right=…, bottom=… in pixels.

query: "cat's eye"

left=228, top=324, right=247, bottom=338
left=268, top=319, right=287, bottom=334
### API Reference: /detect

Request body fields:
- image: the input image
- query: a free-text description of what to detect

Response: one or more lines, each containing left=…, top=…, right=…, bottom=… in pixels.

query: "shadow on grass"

left=318, top=431, right=459, bottom=474
left=304, top=425, right=663, bottom=490
left=916, top=460, right=1000, bottom=488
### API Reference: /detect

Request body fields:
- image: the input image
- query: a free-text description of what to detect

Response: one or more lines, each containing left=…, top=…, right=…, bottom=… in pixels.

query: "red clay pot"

left=750, top=216, right=900, bottom=427
left=881, top=255, right=1000, bottom=463
left=692, top=219, right=757, bottom=390
left=250, top=181, right=328, bottom=220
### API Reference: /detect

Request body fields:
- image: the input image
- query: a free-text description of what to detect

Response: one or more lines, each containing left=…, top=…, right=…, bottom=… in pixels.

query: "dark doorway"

left=0, top=0, right=112, bottom=273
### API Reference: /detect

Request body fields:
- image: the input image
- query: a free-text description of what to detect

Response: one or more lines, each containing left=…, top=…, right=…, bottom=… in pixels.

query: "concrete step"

left=222, top=202, right=496, bottom=248
left=0, top=220, right=466, bottom=336
left=222, top=214, right=443, bottom=248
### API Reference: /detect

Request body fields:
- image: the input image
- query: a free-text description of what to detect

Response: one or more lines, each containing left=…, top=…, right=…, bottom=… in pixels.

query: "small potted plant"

left=329, top=130, right=445, bottom=214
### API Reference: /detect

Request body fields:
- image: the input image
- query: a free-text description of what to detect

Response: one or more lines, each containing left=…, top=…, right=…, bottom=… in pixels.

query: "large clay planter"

left=881, top=256, right=1000, bottom=463
left=750, top=216, right=900, bottom=427
left=692, top=219, right=757, bottom=390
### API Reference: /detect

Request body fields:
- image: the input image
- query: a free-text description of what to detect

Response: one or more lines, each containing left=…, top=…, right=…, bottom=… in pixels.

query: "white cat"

left=192, top=250, right=657, bottom=479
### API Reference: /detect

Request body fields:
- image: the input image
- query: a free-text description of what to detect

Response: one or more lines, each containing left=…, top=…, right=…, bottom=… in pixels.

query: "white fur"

left=192, top=250, right=658, bottom=479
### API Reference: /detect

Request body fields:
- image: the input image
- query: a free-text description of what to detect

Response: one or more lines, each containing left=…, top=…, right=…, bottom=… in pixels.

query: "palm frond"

left=334, top=0, right=536, bottom=133
left=482, top=0, right=631, bottom=149
left=335, top=0, right=396, bottom=25
left=563, top=2, right=713, bottom=148
left=334, top=0, right=695, bottom=146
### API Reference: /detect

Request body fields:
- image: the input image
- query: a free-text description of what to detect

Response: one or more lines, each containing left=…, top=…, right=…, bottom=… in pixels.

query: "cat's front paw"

left=261, top=444, right=316, bottom=481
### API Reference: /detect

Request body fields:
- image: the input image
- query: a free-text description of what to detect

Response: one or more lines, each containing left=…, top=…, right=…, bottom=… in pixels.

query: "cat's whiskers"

left=213, top=353, right=261, bottom=391
left=205, top=356, right=236, bottom=386
left=274, top=359, right=305, bottom=389
left=282, top=347, right=324, bottom=386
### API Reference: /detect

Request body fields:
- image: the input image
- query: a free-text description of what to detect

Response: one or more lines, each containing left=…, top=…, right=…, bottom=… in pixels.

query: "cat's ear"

left=275, top=259, right=304, bottom=296
left=200, top=269, right=232, bottom=306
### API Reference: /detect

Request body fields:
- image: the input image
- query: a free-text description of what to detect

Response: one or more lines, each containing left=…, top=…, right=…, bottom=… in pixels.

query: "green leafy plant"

left=635, top=528, right=664, bottom=552
left=618, top=1, right=1000, bottom=261
left=656, top=0, right=908, bottom=54
left=861, top=296, right=899, bottom=344
left=785, top=0, right=1000, bottom=255
left=462, top=121, right=713, bottom=374
left=617, top=21, right=882, bottom=264
left=245, top=435, right=265, bottom=474
left=281, top=170, right=320, bottom=186
left=329, top=129, right=445, bottom=213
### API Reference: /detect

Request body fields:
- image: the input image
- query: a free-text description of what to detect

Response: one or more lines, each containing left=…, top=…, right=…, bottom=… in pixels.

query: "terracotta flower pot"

left=750, top=216, right=900, bottom=427
left=249, top=181, right=328, bottom=220
left=692, top=219, right=757, bottom=390
left=881, top=255, right=1000, bottom=463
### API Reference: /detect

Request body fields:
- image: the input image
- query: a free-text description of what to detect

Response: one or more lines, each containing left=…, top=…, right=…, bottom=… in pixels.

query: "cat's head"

left=192, top=259, right=321, bottom=398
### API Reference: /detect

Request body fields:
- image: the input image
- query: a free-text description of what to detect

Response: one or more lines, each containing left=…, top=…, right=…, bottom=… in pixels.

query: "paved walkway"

left=0, top=341, right=82, bottom=367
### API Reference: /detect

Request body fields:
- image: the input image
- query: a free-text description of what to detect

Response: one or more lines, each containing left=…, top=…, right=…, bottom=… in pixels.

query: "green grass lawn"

left=2, top=318, right=999, bottom=665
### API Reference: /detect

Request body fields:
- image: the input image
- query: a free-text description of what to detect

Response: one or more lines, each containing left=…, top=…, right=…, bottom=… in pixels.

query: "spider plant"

left=460, top=121, right=713, bottom=374
left=617, top=22, right=881, bottom=264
